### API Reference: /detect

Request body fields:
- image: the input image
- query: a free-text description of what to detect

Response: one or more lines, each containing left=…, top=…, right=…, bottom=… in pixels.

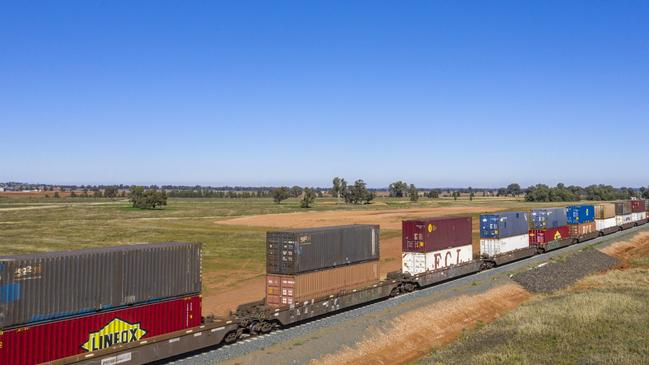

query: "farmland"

left=0, top=196, right=574, bottom=315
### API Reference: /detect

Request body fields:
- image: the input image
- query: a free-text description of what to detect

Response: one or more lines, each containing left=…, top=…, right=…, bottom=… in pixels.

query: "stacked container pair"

left=615, top=201, right=633, bottom=226
left=630, top=200, right=647, bottom=223
left=566, top=205, right=596, bottom=238
left=401, top=217, right=473, bottom=275
left=480, top=212, right=530, bottom=258
left=528, top=208, right=569, bottom=247
left=265, top=225, right=380, bottom=308
left=595, top=203, right=617, bottom=233
left=0, top=242, right=203, bottom=365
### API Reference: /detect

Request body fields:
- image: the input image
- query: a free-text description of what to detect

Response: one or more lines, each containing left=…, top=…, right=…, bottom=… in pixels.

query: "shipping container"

left=616, top=214, right=634, bottom=226
left=568, top=221, right=597, bottom=238
left=0, top=295, right=201, bottom=365
left=595, top=217, right=617, bottom=231
left=266, top=261, right=379, bottom=307
left=632, top=212, right=647, bottom=222
left=402, top=217, right=472, bottom=253
left=529, top=208, right=567, bottom=229
left=566, top=205, right=595, bottom=224
left=631, top=200, right=646, bottom=213
left=480, top=212, right=529, bottom=239
left=646, top=199, right=649, bottom=212
left=528, top=226, right=569, bottom=245
left=401, top=245, right=473, bottom=275
left=266, top=225, right=379, bottom=275
left=595, top=203, right=616, bottom=219
left=0, top=242, right=201, bottom=329
left=615, top=201, right=632, bottom=216
left=480, top=234, right=529, bottom=258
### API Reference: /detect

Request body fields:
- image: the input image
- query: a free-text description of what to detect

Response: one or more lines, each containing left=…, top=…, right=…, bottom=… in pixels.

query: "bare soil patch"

left=312, top=284, right=531, bottom=365
left=600, top=231, right=649, bottom=268
left=216, top=206, right=501, bottom=230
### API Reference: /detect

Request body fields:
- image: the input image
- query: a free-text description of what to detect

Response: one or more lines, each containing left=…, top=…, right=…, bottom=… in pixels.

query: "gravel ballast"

left=512, top=248, right=619, bottom=293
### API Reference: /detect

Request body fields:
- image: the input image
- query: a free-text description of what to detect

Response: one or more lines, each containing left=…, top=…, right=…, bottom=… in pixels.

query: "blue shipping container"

left=530, top=208, right=568, bottom=229
left=567, top=205, right=595, bottom=224
left=480, top=212, right=529, bottom=239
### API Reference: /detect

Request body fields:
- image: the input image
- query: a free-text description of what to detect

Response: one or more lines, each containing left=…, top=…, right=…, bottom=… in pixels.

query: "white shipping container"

left=616, top=214, right=634, bottom=226
left=480, top=234, right=529, bottom=258
left=595, top=218, right=617, bottom=231
left=631, top=212, right=647, bottom=222
left=402, top=245, right=473, bottom=275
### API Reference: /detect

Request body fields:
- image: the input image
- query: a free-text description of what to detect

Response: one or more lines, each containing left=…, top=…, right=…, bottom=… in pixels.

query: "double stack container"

left=401, top=217, right=473, bottom=275
left=595, top=203, right=618, bottom=234
left=0, top=242, right=202, bottom=329
left=566, top=205, right=596, bottom=239
left=630, top=200, right=647, bottom=223
left=480, top=212, right=529, bottom=258
left=528, top=208, right=569, bottom=247
left=0, top=242, right=203, bottom=365
left=615, top=201, right=633, bottom=227
left=265, top=225, right=380, bottom=308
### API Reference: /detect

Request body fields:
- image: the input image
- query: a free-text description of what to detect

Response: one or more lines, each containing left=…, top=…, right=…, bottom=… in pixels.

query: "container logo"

left=554, top=231, right=562, bottom=240
left=427, top=224, right=436, bottom=233
left=81, top=318, right=147, bottom=352
left=298, top=235, right=311, bottom=245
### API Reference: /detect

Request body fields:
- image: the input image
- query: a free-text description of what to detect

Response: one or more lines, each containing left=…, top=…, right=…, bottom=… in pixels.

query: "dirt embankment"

left=600, top=231, right=649, bottom=267
left=312, top=284, right=531, bottom=365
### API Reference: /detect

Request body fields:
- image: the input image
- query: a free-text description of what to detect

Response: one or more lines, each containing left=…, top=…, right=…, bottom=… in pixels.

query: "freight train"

left=1, top=200, right=647, bottom=365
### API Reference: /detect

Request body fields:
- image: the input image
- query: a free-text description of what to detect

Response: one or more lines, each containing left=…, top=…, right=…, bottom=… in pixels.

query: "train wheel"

left=260, top=321, right=273, bottom=334
left=224, top=331, right=239, bottom=344
left=390, top=287, right=401, bottom=297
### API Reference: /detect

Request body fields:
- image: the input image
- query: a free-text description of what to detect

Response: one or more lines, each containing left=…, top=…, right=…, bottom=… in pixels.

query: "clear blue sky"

left=1, top=1, right=648, bottom=188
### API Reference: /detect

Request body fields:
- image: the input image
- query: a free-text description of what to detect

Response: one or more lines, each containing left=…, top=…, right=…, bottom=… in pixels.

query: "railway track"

left=163, top=224, right=648, bottom=365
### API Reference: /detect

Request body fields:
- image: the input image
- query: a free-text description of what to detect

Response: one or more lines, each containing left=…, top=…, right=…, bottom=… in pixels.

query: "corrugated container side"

left=566, top=205, right=595, bottom=224
left=568, top=222, right=597, bottom=238
left=480, top=212, right=529, bottom=239
left=266, top=261, right=379, bottom=307
left=528, top=226, right=569, bottom=245
left=401, top=245, right=473, bottom=275
left=0, top=295, right=201, bottom=365
left=595, top=203, right=616, bottom=219
left=596, top=218, right=617, bottom=231
left=0, top=242, right=201, bottom=329
left=266, top=225, right=380, bottom=275
left=615, top=201, right=632, bottom=215
left=631, top=212, right=647, bottom=222
left=480, top=234, right=529, bottom=257
left=616, top=214, right=634, bottom=226
left=529, top=208, right=568, bottom=229
left=630, top=200, right=646, bottom=213
left=402, top=217, right=472, bottom=253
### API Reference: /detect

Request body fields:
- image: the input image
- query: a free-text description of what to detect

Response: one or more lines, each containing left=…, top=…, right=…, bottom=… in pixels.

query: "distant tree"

left=104, top=186, right=118, bottom=199
left=408, top=184, right=418, bottom=202
left=342, top=179, right=374, bottom=204
left=453, top=191, right=459, bottom=201
left=272, top=187, right=290, bottom=204
left=290, top=186, right=303, bottom=198
left=70, top=191, right=77, bottom=198
left=331, top=177, right=343, bottom=199
left=642, top=187, right=649, bottom=199
left=506, top=183, right=521, bottom=197
left=300, top=187, right=317, bottom=208
left=427, top=189, right=440, bottom=199
left=496, top=188, right=507, bottom=197
left=120, top=190, right=126, bottom=198
left=44, top=194, right=50, bottom=198
left=388, top=181, right=409, bottom=198
left=93, top=189, right=103, bottom=198
left=53, top=192, right=60, bottom=198
left=81, top=188, right=89, bottom=198
left=129, top=186, right=167, bottom=209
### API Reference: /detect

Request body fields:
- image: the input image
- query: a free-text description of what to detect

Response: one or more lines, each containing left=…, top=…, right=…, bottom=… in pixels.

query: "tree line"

left=525, top=184, right=649, bottom=202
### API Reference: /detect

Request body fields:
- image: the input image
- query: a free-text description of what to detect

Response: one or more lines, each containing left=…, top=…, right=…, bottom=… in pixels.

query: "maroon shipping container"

left=529, top=226, right=570, bottom=245
left=0, top=295, right=201, bottom=365
left=630, top=200, right=646, bottom=213
left=402, top=216, right=472, bottom=253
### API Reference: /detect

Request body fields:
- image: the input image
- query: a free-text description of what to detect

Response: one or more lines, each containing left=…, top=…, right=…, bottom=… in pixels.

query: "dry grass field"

left=0, top=196, right=570, bottom=315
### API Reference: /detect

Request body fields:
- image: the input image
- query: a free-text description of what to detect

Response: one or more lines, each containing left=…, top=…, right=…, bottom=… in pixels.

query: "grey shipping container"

left=530, top=208, right=567, bottom=229
left=0, top=242, right=201, bottom=329
left=615, top=201, right=632, bottom=215
left=266, top=225, right=379, bottom=275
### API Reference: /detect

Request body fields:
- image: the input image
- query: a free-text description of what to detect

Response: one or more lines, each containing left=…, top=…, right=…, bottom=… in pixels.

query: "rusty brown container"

left=615, top=201, right=632, bottom=215
left=595, top=203, right=616, bottom=219
left=266, top=261, right=380, bottom=308
left=568, top=221, right=597, bottom=238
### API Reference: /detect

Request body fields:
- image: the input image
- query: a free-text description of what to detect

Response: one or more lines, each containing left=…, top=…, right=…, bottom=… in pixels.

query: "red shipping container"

left=630, top=200, right=646, bottom=213
left=529, top=226, right=570, bottom=245
left=402, top=217, right=472, bottom=253
left=0, top=296, right=201, bottom=365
